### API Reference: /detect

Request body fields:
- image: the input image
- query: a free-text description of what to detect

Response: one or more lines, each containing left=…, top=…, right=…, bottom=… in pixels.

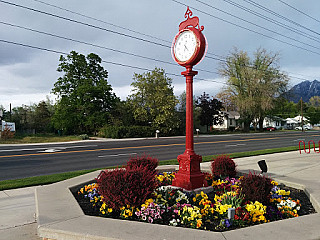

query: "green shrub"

left=79, top=134, right=89, bottom=140
left=98, top=125, right=155, bottom=139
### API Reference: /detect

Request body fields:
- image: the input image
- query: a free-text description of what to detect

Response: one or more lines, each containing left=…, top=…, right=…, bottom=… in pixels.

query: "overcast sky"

left=1, top=0, right=320, bottom=110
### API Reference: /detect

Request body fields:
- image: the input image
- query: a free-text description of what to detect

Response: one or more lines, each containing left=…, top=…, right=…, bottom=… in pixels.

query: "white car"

left=295, top=126, right=311, bottom=130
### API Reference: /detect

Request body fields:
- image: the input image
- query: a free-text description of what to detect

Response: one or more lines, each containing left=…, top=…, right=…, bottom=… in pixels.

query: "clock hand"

left=184, top=45, right=189, bottom=51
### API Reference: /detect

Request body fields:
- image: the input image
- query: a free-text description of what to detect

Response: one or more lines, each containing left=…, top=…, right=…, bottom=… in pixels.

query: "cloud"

left=1, top=0, right=320, bottom=108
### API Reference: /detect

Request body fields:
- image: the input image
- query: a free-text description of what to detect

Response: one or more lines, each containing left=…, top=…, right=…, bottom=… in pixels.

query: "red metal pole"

left=183, top=66, right=197, bottom=155
left=172, top=66, right=206, bottom=190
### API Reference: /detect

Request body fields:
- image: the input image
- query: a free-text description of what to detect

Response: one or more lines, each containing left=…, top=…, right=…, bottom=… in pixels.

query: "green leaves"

left=52, top=51, right=118, bottom=134
left=128, top=68, right=179, bottom=135
left=219, top=48, right=289, bottom=131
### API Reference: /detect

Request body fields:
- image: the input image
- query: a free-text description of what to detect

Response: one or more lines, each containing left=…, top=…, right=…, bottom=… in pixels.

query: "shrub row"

left=96, top=153, right=272, bottom=210
left=98, top=125, right=155, bottom=139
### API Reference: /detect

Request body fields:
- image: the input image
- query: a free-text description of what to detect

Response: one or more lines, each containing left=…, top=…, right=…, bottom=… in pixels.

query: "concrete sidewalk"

left=0, top=186, right=40, bottom=240
left=1, top=150, right=320, bottom=239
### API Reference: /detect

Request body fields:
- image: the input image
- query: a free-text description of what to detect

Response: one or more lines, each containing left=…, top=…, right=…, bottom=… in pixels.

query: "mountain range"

left=287, top=80, right=320, bottom=103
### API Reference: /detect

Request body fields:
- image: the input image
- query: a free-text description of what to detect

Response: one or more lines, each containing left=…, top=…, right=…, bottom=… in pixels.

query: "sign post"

left=171, top=7, right=207, bottom=190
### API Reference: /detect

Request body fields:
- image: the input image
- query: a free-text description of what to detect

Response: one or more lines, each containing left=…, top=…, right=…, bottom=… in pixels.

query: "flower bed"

left=73, top=171, right=315, bottom=231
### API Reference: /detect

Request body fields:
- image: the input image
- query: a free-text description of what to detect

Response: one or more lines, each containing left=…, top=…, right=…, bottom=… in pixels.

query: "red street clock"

left=172, top=7, right=207, bottom=67
left=171, top=7, right=207, bottom=190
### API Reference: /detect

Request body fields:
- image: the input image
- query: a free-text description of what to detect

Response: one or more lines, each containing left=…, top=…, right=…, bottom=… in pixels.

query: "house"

left=262, top=116, right=287, bottom=129
left=293, top=115, right=309, bottom=124
left=285, top=118, right=299, bottom=130
left=212, top=111, right=241, bottom=131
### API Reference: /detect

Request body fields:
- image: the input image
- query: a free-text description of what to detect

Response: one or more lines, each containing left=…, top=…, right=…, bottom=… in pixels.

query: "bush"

left=79, top=134, right=89, bottom=140
left=0, top=126, right=15, bottom=140
left=126, top=155, right=159, bottom=172
left=239, top=171, right=273, bottom=205
left=96, top=165, right=158, bottom=209
left=211, top=155, right=237, bottom=178
left=98, top=125, right=155, bottom=139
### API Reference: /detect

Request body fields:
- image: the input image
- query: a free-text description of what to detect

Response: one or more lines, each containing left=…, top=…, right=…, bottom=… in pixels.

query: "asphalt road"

left=0, top=131, right=319, bottom=181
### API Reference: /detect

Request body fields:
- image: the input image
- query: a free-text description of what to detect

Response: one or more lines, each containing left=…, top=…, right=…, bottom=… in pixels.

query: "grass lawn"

left=0, top=145, right=301, bottom=191
left=0, top=134, right=83, bottom=144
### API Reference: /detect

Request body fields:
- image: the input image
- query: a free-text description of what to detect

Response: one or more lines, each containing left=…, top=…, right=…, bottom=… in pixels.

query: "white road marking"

left=294, top=139, right=305, bottom=142
left=38, top=149, right=62, bottom=153
left=0, top=145, right=98, bottom=153
left=98, top=153, right=137, bottom=158
left=225, top=143, right=246, bottom=147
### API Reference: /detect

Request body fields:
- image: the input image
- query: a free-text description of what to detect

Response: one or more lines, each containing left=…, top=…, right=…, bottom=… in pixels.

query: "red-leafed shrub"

left=211, top=155, right=237, bottom=178
left=96, top=165, right=158, bottom=209
left=126, top=155, right=159, bottom=172
left=239, top=171, right=273, bottom=205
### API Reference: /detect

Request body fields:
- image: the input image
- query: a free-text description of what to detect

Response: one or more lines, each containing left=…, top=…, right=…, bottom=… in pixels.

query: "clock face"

left=174, top=30, right=198, bottom=63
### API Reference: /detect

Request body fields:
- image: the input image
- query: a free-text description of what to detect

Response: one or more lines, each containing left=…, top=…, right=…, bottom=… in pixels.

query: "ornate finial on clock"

left=179, top=6, right=204, bottom=32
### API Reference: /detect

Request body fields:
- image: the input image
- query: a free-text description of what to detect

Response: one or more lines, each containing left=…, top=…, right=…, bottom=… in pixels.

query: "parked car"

left=304, top=125, right=312, bottom=130
left=295, top=125, right=311, bottom=130
left=266, top=127, right=276, bottom=131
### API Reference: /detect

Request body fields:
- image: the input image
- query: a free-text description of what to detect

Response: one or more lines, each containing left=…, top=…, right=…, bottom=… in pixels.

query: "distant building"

left=285, top=118, right=299, bottom=130
left=263, top=116, right=287, bottom=129
left=212, top=111, right=242, bottom=131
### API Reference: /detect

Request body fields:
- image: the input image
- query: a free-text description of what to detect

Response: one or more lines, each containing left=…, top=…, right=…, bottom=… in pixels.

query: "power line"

left=0, top=0, right=170, bottom=49
left=277, top=0, right=320, bottom=24
left=30, top=0, right=226, bottom=60
left=170, top=0, right=320, bottom=56
left=0, top=21, right=219, bottom=76
left=221, top=0, right=320, bottom=44
left=31, top=0, right=225, bottom=61
left=194, top=0, right=320, bottom=52
left=30, top=0, right=171, bottom=45
left=0, top=0, right=225, bottom=74
left=242, top=0, right=320, bottom=37
left=0, top=1, right=317, bottom=82
left=0, top=38, right=226, bottom=85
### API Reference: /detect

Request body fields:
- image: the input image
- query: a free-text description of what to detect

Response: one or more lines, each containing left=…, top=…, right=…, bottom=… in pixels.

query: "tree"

left=34, top=101, right=53, bottom=133
left=108, top=100, right=135, bottom=127
left=309, top=96, right=320, bottom=108
left=10, top=105, right=35, bottom=134
left=219, top=48, right=288, bottom=132
left=268, top=98, right=298, bottom=119
left=215, top=89, right=236, bottom=111
left=52, top=51, right=118, bottom=134
left=177, top=91, right=200, bottom=134
left=128, top=68, right=179, bottom=135
left=306, top=106, right=320, bottom=125
left=196, top=92, right=225, bottom=132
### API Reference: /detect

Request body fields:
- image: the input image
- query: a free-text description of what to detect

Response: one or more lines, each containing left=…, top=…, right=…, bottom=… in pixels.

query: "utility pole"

left=9, top=103, right=12, bottom=122
left=301, top=97, right=304, bottom=132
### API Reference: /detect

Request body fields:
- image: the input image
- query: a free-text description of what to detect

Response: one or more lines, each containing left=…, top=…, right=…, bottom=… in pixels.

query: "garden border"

left=36, top=165, right=320, bottom=240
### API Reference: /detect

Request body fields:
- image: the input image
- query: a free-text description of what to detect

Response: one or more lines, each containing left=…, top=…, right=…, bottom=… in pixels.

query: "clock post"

left=172, top=7, right=207, bottom=190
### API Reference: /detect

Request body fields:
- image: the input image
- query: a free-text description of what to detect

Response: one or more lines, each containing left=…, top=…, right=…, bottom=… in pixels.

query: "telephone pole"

left=301, top=97, right=304, bottom=132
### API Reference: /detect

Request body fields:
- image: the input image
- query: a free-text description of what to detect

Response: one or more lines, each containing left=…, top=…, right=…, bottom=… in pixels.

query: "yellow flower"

left=196, top=219, right=202, bottom=228
left=276, top=189, right=290, bottom=196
